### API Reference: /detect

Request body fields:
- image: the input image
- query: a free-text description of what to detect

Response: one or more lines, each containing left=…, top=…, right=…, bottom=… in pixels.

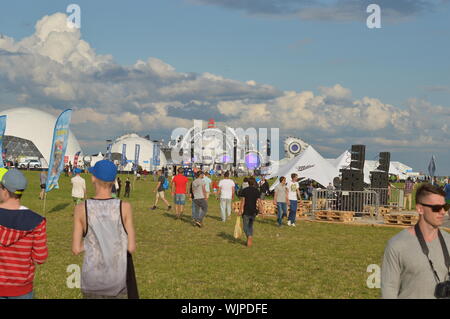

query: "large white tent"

left=0, top=107, right=83, bottom=167
left=268, top=145, right=339, bottom=190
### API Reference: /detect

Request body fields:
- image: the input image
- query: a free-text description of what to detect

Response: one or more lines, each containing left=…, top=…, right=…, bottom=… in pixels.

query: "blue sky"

left=0, top=0, right=449, bottom=174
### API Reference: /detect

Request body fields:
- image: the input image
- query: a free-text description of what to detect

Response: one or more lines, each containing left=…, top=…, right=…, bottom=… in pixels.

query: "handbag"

left=234, top=216, right=243, bottom=239
left=126, top=252, right=139, bottom=299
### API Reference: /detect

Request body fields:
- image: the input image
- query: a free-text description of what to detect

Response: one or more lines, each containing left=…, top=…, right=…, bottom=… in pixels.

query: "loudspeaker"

left=350, top=145, right=365, bottom=170
left=370, top=171, right=389, bottom=188
left=377, top=152, right=390, bottom=172
left=341, top=169, right=364, bottom=191
left=233, top=138, right=237, bottom=168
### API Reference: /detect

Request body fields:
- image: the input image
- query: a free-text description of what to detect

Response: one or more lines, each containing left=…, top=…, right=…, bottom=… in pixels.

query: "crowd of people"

left=1, top=162, right=450, bottom=299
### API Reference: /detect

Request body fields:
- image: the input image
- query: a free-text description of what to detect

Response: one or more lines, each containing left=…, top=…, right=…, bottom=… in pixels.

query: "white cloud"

left=0, top=12, right=449, bottom=169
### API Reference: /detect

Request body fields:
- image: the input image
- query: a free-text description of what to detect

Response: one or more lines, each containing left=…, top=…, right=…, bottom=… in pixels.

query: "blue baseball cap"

left=88, top=160, right=117, bottom=182
left=74, top=168, right=82, bottom=174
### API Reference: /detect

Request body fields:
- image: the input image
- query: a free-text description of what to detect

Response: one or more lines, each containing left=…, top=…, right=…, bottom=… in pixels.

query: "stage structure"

left=167, top=119, right=275, bottom=173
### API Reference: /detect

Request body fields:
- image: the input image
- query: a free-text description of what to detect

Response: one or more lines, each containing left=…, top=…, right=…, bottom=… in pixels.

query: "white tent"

left=330, top=150, right=351, bottom=170
left=268, top=146, right=339, bottom=190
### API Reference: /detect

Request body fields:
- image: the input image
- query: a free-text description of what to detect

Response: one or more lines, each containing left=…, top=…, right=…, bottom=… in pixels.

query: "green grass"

left=16, top=171, right=403, bottom=299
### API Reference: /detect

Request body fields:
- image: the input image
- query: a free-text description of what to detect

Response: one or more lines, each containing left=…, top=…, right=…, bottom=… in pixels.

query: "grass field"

left=15, top=171, right=406, bottom=299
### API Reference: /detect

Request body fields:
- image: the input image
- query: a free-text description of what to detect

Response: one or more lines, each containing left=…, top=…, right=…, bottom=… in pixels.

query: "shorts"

left=174, top=194, right=186, bottom=205
left=157, top=191, right=165, bottom=199
left=73, top=197, right=83, bottom=205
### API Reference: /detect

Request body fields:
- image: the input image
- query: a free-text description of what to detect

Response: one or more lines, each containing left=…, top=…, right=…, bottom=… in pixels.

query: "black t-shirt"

left=125, top=181, right=131, bottom=190
left=240, top=186, right=260, bottom=216
left=158, top=176, right=165, bottom=192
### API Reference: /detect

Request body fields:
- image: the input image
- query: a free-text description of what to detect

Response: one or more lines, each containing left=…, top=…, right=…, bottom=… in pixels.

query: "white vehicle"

left=18, top=159, right=42, bottom=169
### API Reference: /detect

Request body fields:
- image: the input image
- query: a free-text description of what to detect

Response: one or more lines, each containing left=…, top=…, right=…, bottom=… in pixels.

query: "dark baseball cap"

left=88, top=160, right=117, bottom=182
left=1, top=169, right=27, bottom=195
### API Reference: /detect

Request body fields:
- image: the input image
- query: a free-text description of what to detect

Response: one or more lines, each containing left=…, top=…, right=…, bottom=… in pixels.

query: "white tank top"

left=81, top=198, right=128, bottom=296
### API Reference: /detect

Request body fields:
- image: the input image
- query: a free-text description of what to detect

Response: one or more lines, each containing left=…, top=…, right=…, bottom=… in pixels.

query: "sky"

left=0, top=0, right=449, bottom=174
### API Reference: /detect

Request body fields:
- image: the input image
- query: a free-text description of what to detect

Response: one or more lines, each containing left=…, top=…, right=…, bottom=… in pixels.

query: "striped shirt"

left=0, top=208, right=48, bottom=297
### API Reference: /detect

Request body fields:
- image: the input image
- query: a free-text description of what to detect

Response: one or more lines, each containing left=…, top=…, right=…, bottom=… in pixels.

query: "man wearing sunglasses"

left=381, top=183, right=450, bottom=298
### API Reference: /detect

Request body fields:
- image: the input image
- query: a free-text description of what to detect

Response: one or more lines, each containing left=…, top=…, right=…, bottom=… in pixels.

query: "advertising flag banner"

left=428, top=155, right=436, bottom=178
left=121, top=144, right=127, bottom=166
left=0, top=115, right=6, bottom=169
left=134, top=144, right=140, bottom=170
left=106, top=143, right=113, bottom=161
left=45, top=109, right=72, bottom=192
left=153, top=143, right=160, bottom=166
left=73, top=151, right=81, bottom=169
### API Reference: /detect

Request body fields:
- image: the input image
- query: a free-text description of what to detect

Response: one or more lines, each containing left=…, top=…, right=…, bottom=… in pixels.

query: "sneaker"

left=195, top=221, right=202, bottom=228
left=291, top=223, right=296, bottom=227
left=167, top=206, right=172, bottom=211
left=150, top=206, right=156, bottom=210
left=287, top=220, right=292, bottom=226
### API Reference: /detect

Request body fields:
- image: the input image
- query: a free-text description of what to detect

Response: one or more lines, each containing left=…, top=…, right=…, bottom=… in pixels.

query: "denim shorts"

left=175, top=194, right=186, bottom=205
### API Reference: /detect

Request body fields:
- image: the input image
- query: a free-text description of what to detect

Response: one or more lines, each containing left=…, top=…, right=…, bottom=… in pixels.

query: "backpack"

left=234, top=184, right=240, bottom=196
left=162, top=178, right=169, bottom=190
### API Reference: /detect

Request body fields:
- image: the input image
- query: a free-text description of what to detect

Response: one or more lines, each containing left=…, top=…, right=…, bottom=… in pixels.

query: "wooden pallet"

left=314, top=210, right=355, bottom=223
left=384, top=213, right=419, bottom=226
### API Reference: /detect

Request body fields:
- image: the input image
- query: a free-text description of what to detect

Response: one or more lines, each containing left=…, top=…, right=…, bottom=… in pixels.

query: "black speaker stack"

left=339, top=145, right=366, bottom=212
left=341, top=145, right=365, bottom=192
left=370, top=152, right=391, bottom=205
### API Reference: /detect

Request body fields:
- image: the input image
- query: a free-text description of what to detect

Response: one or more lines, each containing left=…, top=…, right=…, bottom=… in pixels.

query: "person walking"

left=218, top=171, right=235, bottom=222
left=124, top=177, right=131, bottom=198
left=274, top=176, right=289, bottom=226
left=404, top=177, right=415, bottom=210
left=238, top=177, right=261, bottom=247
left=443, top=178, right=450, bottom=205
left=39, top=169, right=47, bottom=200
left=287, top=173, right=302, bottom=227
left=72, top=160, right=136, bottom=299
left=117, top=177, right=122, bottom=197
left=0, top=169, right=48, bottom=299
left=71, top=168, right=86, bottom=206
left=381, top=183, right=450, bottom=298
left=151, top=170, right=171, bottom=211
left=192, top=171, right=208, bottom=227
left=172, top=167, right=189, bottom=219
left=203, top=172, right=212, bottom=200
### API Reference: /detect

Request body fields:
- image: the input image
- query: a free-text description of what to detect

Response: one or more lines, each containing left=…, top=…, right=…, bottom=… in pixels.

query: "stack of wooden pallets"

left=260, top=200, right=276, bottom=215
left=301, top=200, right=312, bottom=214
left=314, top=210, right=354, bottom=223
left=384, top=213, right=419, bottom=226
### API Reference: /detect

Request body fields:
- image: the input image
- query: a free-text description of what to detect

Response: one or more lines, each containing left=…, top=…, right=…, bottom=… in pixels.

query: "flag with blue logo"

left=134, top=144, right=140, bottom=170
left=105, top=143, right=113, bottom=161
left=121, top=144, right=127, bottom=166
left=45, top=109, right=72, bottom=192
left=152, top=143, right=160, bottom=166
left=428, top=155, right=436, bottom=178
left=0, top=115, right=6, bottom=169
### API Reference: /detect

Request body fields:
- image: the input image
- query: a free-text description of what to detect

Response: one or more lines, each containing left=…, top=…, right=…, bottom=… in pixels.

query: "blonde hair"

left=94, top=178, right=114, bottom=189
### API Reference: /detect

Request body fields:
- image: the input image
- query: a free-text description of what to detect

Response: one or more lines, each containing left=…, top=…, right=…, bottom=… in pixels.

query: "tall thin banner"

left=428, top=155, right=436, bottom=178
left=121, top=144, right=127, bottom=166
left=73, top=151, right=81, bottom=169
left=152, top=143, right=160, bottom=166
left=0, top=115, right=6, bottom=169
left=45, top=109, right=72, bottom=192
left=106, top=143, right=113, bottom=161
left=134, top=144, right=140, bottom=170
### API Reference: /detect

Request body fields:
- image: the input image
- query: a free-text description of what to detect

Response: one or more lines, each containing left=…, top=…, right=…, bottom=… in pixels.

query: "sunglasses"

left=418, top=202, right=450, bottom=212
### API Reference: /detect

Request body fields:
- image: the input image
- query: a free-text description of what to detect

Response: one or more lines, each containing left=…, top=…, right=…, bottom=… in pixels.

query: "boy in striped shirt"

left=0, top=169, right=48, bottom=299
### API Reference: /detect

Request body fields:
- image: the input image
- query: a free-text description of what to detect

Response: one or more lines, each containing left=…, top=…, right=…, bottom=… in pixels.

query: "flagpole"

left=43, top=192, right=47, bottom=214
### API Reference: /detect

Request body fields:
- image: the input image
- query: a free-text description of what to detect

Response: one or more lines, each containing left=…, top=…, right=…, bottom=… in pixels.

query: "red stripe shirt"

left=0, top=209, right=48, bottom=297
